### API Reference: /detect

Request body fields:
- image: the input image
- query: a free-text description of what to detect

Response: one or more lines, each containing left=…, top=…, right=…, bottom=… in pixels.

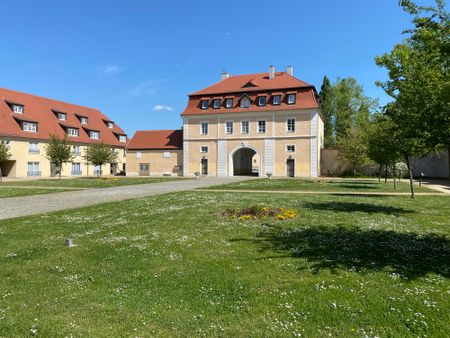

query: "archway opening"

left=232, top=147, right=259, bottom=176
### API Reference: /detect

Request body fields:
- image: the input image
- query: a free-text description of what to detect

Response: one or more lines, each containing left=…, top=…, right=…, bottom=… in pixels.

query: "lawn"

left=1, top=176, right=189, bottom=189
left=0, top=191, right=449, bottom=337
left=206, top=178, right=436, bottom=193
left=0, top=187, right=76, bottom=198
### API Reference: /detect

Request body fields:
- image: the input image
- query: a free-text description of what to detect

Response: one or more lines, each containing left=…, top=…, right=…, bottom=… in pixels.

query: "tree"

left=44, top=134, right=74, bottom=179
left=319, top=76, right=335, bottom=147
left=375, top=0, right=450, bottom=196
left=336, top=125, right=369, bottom=176
left=84, top=142, right=118, bottom=178
left=0, top=142, right=12, bottom=183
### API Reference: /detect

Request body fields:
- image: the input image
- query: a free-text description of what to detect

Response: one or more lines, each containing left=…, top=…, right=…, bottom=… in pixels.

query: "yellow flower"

left=276, top=214, right=285, bottom=220
left=240, top=215, right=251, bottom=221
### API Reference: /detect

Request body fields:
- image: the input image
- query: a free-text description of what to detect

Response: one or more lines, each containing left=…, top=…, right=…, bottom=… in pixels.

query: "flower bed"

left=222, top=205, right=298, bottom=221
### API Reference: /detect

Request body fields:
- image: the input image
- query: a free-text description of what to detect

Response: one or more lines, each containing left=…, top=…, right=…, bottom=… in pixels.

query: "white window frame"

left=163, top=151, right=170, bottom=158
left=27, top=161, right=40, bottom=176
left=72, top=145, right=81, bottom=156
left=272, top=95, right=281, bottom=105
left=200, top=122, right=208, bottom=135
left=23, top=122, right=37, bottom=133
left=80, top=117, right=88, bottom=125
left=287, top=94, right=296, bottom=104
left=71, top=162, right=82, bottom=176
left=225, top=98, right=233, bottom=108
left=201, top=100, right=209, bottom=110
left=200, top=146, right=208, bottom=153
left=286, top=145, right=296, bottom=153
left=213, top=99, right=221, bottom=109
left=225, top=120, right=233, bottom=134
left=240, top=97, right=250, bottom=108
left=28, top=142, right=39, bottom=153
left=107, top=122, right=114, bottom=129
left=258, top=96, right=266, bottom=106
left=89, top=131, right=100, bottom=139
left=57, top=112, right=67, bottom=121
left=13, top=105, right=23, bottom=114
left=67, top=128, right=79, bottom=137
left=241, top=120, right=249, bottom=134
left=286, top=117, right=296, bottom=133
left=136, top=151, right=142, bottom=159
left=257, top=120, right=266, bottom=134
left=119, top=135, right=127, bottom=142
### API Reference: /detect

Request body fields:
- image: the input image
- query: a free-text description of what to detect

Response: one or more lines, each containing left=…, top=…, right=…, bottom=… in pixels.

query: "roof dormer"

left=6, top=101, right=24, bottom=114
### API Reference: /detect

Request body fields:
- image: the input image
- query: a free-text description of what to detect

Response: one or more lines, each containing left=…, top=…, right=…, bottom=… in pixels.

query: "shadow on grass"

left=236, top=226, right=450, bottom=279
left=301, top=201, right=413, bottom=215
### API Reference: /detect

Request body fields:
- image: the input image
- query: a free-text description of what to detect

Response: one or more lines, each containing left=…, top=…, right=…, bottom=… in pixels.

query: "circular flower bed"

left=222, top=205, right=298, bottom=221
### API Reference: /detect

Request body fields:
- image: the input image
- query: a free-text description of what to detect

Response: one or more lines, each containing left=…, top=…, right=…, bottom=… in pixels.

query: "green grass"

left=0, top=191, right=449, bottom=336
left=206, top=178, right=436, bottom=193
left=0, top=187, right=76, bottom=198
left=2, top=176, right=189, bottom=189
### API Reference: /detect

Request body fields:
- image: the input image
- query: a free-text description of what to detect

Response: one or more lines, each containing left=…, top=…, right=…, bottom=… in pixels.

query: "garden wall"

left=320, top=148, right=379, bottom=177
left=412, top=150, right=449, bottom=178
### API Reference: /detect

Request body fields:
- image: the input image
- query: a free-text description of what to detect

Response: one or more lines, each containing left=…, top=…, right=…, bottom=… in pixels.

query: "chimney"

left=221, top=70, right=230, bottom=80
left=269, top=65, right=275, bottom=79
left=287, top=66, right=294, bottom=76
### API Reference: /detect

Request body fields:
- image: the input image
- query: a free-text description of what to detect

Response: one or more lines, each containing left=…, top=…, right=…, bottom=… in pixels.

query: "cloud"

left=126, top=81, right=160, bottom=98
left=152, top=104, right=174, bottom=111
left=98, top=64, right=122, bottom=77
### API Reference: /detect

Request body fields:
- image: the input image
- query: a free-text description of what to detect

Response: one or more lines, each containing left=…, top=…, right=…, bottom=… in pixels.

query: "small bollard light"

left=65, top=238, right=74, bottom=248
left=419, top=172, right=425, bottom=187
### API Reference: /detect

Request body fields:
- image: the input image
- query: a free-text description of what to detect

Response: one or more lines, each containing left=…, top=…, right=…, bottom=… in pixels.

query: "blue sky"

left=0, top=0, right=438, bottom=136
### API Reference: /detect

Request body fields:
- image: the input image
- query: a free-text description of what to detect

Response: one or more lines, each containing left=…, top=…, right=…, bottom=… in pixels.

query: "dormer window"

left=67, top=128, right=79, bottom=137
left=287, top=94, right=296, bottom=104
left=57, top=112, right=67, bottom=121
left=80, top=117, right=88, bottom=125
left=273, top=95, right=281, bottom=105
left=12, top=104, right=23, bottom=114
left=23, top=122, right=37, bottom=133
left=213, top=99, right=221, bottom=109
left=240, top=97, right=250, bottom=108
left=108, top=122, right=114, bottom=128
left=89, top=131, right=100, bottom=139
left=201, top=100, right=209, bottom=110
left=225, top=98, right=233, bottom=108
left=119, top=135, right=127, bottom=143
left=258, top=96, right=266, bottom=107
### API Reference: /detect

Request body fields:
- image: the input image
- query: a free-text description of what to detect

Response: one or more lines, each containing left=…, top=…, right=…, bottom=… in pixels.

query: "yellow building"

left=181, top=66, right=324, bottom=177
left=0, top=88, right=127, bottom=178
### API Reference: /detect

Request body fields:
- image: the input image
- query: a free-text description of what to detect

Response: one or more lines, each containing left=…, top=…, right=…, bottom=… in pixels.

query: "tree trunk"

left=378, top=163, right=382, bottom=182
left=0, top=165, right=3, bottom=183
left=404, top=155, right=415, bottom=199
left=384, top=163, right=388, bottom=184
left=99, top=165, right=102, bottom=178
left=58, top=162, right=62, bottom=179
left=393, top=161, right=397, bottom=190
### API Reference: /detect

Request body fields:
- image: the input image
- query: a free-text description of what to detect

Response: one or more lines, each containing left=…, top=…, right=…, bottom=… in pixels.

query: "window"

left=80, top=117, right=88, bottom=125
left=272, top=95, right=281, bottom=105
left=23, top=122, right=37, bottom=132
left=258, top=120, right=266, bottom=133
left=163, top=151, right=170, bottom=158
left=12, top=105, right=23, bottom=114
left=67, top=128, right=79, bottom=137
left=89, top=131, right=100, bottom=139
left=1, top=140, right=11, bottom=147
left=107, top=122, right=114, bottom=129
left=201, top=122, right=208, bottom=135
left=241, top=120, right=249, bottom=134
left=136, top=151, right=142, bottom=159
left=287, top=118, right=296, bottom=133
left=71, top=162, right=82, bottom=176
left=225, top=121, right=233, bottom=134
left=213, top=99, right=221, bottom=109
left=72, top=145, right=81, bottom=156
left=225, top=98, right=233, bottom=108
left=27, top=162, right=40, bottom=177
left=288, top=94, right=296, bottom=104
left=57, top=112, right=67, bottom=121
left=119, top=135, right=127, bottom=143
left=240, top=97, right=250, bottom=108
left=200, top=146, right=208, bottom=153
left=28, top=142, right=39, bottom=154
left=287, top=145, right=296, bottom=153
left=201, top=100, right=209, bottom=110
left=258, top=96, right=266, bottom=106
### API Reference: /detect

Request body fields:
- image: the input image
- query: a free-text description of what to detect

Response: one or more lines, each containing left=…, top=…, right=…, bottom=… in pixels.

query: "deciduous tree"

left=0, top=142, right=12, bottom=183
left=84, top=142, right=118, bottom=178
left=44, top=134, right=74, bottom=179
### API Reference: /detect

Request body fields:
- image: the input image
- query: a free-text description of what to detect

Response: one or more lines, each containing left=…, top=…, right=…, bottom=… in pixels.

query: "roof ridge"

left=0, top=87, right=101, bottom=112
left=136, top=129, right=182, bottom=133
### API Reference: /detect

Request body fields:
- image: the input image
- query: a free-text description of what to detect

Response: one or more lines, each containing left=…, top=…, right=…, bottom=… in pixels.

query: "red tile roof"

left=0, top=88, right=127, bottom=147
left=182, top=71, right=319, bottom=116
left=127, top=130, right=183, bottom=150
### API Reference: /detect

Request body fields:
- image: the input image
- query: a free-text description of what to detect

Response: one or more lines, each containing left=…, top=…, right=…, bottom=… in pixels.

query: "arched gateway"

left=229, top=145, right=261, bottom=177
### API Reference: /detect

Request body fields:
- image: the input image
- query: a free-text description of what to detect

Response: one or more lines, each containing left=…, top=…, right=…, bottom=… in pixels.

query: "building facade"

left=181, top=67, right=323, bottom=177
left=126, top=130, right=183, bottom=176
left=0, top=88, right=127, bottom=178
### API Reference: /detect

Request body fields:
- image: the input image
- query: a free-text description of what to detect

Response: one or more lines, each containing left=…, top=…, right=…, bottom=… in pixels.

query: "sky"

left=0, top=0, right=440, bottom=136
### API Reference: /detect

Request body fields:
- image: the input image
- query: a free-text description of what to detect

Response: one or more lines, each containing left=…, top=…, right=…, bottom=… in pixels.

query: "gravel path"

left=0, top=177, right=252, bottom=220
